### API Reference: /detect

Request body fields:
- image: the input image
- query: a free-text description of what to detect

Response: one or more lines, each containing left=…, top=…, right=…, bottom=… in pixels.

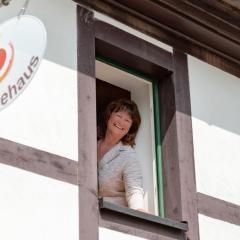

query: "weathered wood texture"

left=95, top=20, right=173, bottom=72
left=221, top=0, right=240, bottom=9
left=172, top=50, right=199, bottom=240
left=160, top=50, right=199, bottom=240
left=197, top=193, right=240, bottom=226
left=100, top=210, right=186, bottom=240
left=160, top=74, right=182, bottom=221
left=188, top=0, right=240, bottom=27
left=100, top=198, right=188, bottom=231
left=77, top=5, right=99, bottom=240
left=74, top=0, right=240, bottom=77
left=0, top=138, right=77, bottom=185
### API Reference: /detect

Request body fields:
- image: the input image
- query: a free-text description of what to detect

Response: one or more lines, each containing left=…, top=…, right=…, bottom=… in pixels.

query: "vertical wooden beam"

left=160, top=49, right=199, bottom=239
left=160, top=74, right=182, bottom=221
left=172, top=49, right=199, bottom=240
left=77, top=5, right=98, bottom=240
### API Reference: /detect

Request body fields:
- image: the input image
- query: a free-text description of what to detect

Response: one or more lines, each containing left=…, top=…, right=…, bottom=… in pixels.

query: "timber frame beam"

left=74, top=0, right=240, bottom=77
left=0, top=138, right=77, bottom=185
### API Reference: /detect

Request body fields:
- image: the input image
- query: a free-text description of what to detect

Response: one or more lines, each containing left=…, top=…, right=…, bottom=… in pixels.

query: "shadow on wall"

left=188, top=56, right=240, bottom=137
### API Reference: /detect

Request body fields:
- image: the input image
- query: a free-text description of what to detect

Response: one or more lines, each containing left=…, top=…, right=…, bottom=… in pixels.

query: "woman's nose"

left=118, top=119, right=124, bottom=126
left=118, top=120, right=123, bottom=126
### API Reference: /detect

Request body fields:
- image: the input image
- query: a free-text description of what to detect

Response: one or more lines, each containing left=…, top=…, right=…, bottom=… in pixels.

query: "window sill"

left=99, top=198, right=188, bottom=235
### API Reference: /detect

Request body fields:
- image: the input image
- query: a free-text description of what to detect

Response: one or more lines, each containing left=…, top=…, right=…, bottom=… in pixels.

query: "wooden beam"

left=187, top=0, right=240, bottom=27
left=221, top=0, right=240, bottom=10
left=74, top=0, right=240, bottom=78
left=151, top=0, right=240, bottom=42
left=100, top=198, right=188, bottom=231
left=172, top=50, right=199, bottom=240
left=197, top=193, right=240, bottom=226
left=159, top=50, right=199, bottom=239
left=77, top=5, right=98, bottom=240
left=95, top=20, right=173, bottom=71
left=0, top=138, right=77, bottom=185
left=99, top=207, right=186, bottom=240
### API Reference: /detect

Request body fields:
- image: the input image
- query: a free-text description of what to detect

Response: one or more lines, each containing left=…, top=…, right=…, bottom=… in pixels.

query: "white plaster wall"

left=96, top=60, right=158, bottom=214
left=188, top=55, right=240, bottom=205
left=0, top=1, right=79, bottom=240
left=199, top=214, right=240, bottom=240
left=99, top=227, right=147, bottom=240
left=0, top=0, right=78, bottom=160
left=0, top=164, right=78, bottom=240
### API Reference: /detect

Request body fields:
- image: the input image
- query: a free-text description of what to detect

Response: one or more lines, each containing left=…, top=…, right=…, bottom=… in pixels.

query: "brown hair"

left=98, top=99, right=141, bottom=147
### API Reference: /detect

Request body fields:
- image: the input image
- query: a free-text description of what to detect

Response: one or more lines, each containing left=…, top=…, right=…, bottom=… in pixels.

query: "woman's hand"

left=136, top=208, right=148, bottom=213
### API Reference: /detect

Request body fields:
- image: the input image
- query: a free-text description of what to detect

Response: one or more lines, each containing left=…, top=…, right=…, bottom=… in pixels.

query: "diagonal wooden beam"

left=197, top=193, right=240, bottom=226
left=0, top=138, right=78, bottom=185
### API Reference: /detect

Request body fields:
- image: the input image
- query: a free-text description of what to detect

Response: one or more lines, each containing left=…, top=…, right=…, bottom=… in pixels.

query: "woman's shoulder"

left=119, top=142, right=136, bottom=154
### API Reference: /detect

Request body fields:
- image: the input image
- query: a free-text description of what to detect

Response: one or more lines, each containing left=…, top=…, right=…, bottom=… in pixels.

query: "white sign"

left=0, top=15, right=47, bottom=111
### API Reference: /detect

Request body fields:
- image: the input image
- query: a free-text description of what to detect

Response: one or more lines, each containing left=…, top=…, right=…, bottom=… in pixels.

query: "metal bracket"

left=18, top=0, right=30, bottom=19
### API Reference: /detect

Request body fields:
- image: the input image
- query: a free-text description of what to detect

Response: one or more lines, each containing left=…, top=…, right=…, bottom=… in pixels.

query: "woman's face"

left=107, top=110, right=133, bottom=139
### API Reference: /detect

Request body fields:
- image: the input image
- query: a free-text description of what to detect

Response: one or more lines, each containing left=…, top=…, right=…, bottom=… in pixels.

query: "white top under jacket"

left=98, top=141, right=144, bottom=210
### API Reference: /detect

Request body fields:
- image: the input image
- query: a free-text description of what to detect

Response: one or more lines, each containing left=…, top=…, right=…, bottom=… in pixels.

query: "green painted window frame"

left=96, top=54, right=165, bottom=217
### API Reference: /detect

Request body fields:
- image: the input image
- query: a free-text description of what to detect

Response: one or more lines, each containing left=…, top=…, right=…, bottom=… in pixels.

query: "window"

left=78, top=6, right=195, bottom=240
left=96, top=55, right=164, bottom=216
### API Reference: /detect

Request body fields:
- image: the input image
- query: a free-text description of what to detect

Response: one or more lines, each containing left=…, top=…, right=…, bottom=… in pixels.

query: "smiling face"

left=106, top=111, right=133, bottom=140
left=99, top=99, right=141, bottom=146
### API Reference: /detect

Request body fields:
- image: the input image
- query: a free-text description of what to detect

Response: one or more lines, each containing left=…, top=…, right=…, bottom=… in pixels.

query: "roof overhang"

left=74, top=0, right=240, bottom=67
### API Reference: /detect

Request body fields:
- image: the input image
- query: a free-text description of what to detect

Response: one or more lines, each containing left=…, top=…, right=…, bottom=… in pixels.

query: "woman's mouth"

left=113, top=123, right=123, bottom=130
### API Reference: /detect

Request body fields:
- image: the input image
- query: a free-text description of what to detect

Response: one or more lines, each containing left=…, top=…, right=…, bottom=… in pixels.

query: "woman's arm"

left=123, top=152, right=145, bottom=210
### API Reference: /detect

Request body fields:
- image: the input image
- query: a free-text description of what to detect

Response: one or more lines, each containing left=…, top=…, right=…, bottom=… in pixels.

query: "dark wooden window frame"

left=77, top=5, right=198, bottom=240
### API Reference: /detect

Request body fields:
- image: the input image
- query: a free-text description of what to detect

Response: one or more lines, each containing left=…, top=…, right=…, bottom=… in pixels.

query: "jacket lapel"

left=98, top=141, right=124, bottom=169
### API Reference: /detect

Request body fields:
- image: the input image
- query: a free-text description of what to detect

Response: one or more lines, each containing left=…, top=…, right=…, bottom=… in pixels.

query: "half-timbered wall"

left=1, top=0, right=240, bottom=240
left=188, top=55, right=240, bottom=240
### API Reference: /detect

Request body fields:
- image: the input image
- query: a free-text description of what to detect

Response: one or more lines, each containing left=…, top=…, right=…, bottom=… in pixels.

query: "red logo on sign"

left=0, top=48, right=7, bottom=69
left=0, top=43, right=14, bottom=82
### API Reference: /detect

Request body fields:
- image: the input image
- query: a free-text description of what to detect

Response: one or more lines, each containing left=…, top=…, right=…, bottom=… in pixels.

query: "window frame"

left=77, top=5, right=196, bottom=240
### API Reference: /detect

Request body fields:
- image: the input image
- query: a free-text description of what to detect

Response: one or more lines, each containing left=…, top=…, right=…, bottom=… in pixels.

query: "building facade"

left=0, top=0, right=240, bottom=240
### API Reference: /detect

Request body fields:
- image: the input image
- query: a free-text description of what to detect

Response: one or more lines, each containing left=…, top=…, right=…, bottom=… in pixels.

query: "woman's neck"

left=103, top=130, right=121, bottom=148
left=97, top=131, right=121, bottom=162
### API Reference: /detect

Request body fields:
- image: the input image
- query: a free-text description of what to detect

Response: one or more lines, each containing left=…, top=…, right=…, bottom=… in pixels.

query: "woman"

left=97, top=99, right=144, bottom=211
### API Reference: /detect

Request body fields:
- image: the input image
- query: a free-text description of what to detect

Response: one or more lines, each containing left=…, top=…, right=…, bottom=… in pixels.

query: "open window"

left=96, top=56, right=164, bottom=216
left=77, top=7, right=193, bottom=239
